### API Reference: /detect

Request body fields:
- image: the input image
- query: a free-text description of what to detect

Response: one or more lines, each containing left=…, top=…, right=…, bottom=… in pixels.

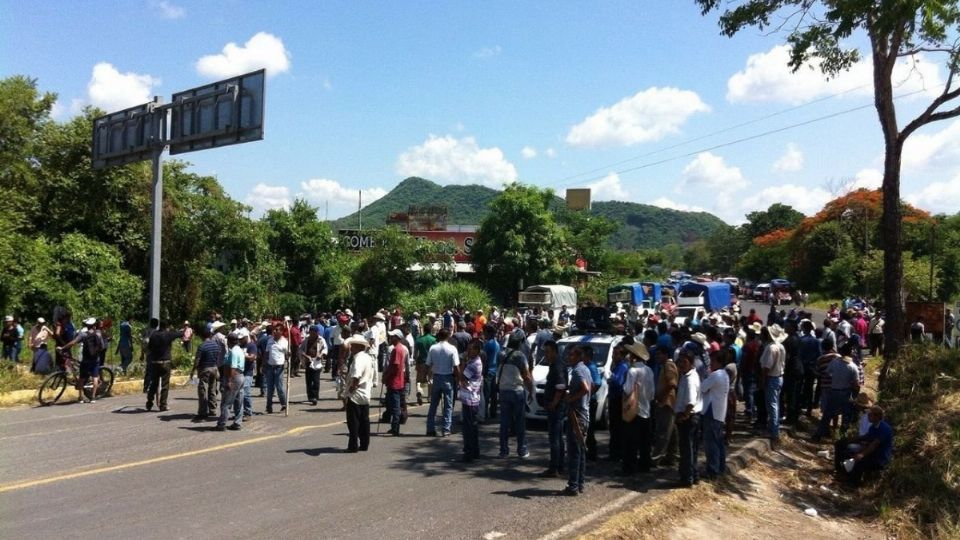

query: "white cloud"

left=773, top=143, right=804, bottom=172
left=195, top=32, right=291, bottom=79
left=395, top=135, right=518, bottom=188
left=299, top=178, right=387, bottom=219
left=651, top=197, right=706, bottom=213
left=545, top=147, right=557, bottom=158
left=727, top=45, right=943, bottom=104
left=521, top=146, right=537, bottom=159
left=582, top=172, right=630, bottom=201
left=474, top=45, right=502, bottom=59
left=850, top=168, right=883, bottom=190
left=565, top=87, right=710, bottom=148
left=906, top=175, right=960, bottom=214
left=153, top=1, right=185, bottom=19
left=741, top=183, right=832, bottom=217
left=679, top=152, right=747, bottom=192
left=86, top=62, right=160, bottom=112
left=902, top=119, right=960, bottom=171
left=245, top=183, right=290, bottom=215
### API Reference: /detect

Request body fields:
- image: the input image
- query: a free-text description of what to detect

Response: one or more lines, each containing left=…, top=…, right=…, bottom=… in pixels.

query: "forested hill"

left=332, top=177, right=727, bottom=248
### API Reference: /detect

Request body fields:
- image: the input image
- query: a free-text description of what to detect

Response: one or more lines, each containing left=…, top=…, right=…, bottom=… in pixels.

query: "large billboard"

left=338, top=229, right=476, bottom=262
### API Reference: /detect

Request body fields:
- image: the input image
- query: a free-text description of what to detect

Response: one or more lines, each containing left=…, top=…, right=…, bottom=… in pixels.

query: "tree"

left=556, top=208, right=618, bottom=272
left=794, top=221, right=854, bottom=290
left=743, top=203, right=804, bottom=240
left=472, top=183, right=573, bottom=301
left=706, top=225, right=750, bottom=274
left=697, top=0, right=960, bottom=380
left=682, top=239, right=712, bottom=274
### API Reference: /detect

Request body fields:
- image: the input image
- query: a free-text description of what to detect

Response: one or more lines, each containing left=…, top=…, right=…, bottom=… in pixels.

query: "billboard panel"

left=566, top=188, right=592, bottom=210
left=411, top=230, right=475, bottom=262
left=169, top=69, right=265, bottom=155
left=91, top=101, right=160, bottom=170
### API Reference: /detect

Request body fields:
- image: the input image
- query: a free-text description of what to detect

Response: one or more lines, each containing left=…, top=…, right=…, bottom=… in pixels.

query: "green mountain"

left=332, top=177, right=726, bottom=249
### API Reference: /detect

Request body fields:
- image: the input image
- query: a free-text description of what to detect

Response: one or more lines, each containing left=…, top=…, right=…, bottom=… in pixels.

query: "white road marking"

left=537, top=491, right=641, bottom=540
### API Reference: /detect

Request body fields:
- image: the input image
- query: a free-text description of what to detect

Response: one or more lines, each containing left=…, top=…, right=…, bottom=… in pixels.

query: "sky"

left=3, top=1, right=960, bottom=224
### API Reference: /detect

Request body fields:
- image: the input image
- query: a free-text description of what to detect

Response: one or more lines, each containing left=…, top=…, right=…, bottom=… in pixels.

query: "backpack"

left=83, top=332, right=104, bottom=360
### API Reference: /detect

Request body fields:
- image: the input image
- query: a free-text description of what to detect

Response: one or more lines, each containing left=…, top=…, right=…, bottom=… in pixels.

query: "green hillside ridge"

left=333, top=177, right=726, bottom=249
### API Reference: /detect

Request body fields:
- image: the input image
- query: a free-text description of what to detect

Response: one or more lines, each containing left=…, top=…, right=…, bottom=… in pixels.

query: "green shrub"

left=396, top=281, right=492, bottom=315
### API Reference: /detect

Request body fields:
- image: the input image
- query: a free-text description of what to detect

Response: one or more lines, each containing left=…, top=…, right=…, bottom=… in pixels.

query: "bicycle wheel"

left=38, top=372, right=68, bottom=406
left=95, top=367, right=114, bottom=399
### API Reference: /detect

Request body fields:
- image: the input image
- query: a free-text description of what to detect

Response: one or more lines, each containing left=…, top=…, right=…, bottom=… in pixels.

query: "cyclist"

left=57, top=317, right=105, bottom=403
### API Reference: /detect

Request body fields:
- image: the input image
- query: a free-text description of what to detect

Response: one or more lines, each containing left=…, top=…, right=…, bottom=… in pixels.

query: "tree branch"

left=898, top=46, right=957, bottom=57
left=900, top=82, right=960, bottom=141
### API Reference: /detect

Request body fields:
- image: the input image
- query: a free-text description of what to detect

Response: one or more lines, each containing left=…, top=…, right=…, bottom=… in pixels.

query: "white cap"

left=230, top=319, right=238, bottom=325
left=37, top=317, right=46, bottom=324
left=211, top=321, right=226, bottom=331
left=238, top=328, right=251, bottom=339
left=3, top=315, right=12, bottom=322
left=344, top=309, right=353, bottom=317
left=389, top=329, right=404, bottom=340
left=83, top=317, right=96, bottom=326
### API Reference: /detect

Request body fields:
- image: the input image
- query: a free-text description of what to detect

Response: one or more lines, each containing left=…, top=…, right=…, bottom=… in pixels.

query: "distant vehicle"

left=753, top=283, right=771, bottom=302
left=675, top=281, right=735, bottom=325
left=770, top=278, right=793, bottom=305
left=518, top=285, right=577, bottom=325
left=720, top=276, right=741, bottom=296
left=529, top=331, right=620, bottom=428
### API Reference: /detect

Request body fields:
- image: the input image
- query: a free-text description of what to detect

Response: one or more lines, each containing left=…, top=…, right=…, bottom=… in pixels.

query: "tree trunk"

left=879, top=141, right=904, bottom=388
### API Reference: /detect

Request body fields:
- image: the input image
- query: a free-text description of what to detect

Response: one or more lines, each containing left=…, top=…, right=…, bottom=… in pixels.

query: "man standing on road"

left=497, top=330, right=533, bottom=458
left=414, top=323, right=437, bottom=406
left=798, top=320, right=821, bottom=417
left=651, top=346, right=679, bottom=467
left=145, top=321, right=183, bottom=412
left=384, top=329, right=407, bottom=436
left=300, top=326, right=327, bottom=406
left=700, top=352, right=730, bottom=479
left=622, top=342, right=655, bottom=475
left=482, top=324, right=501, bottom=420
left=343, top=335, right=375, bottom=452
left=562, top=345, right=592, bottom=496
left=265, top=325, right=289, bottom=414
left=760, top=325, right=786, bottom=448
left=190, top=327, right=221, bottom=422
left=541, top=340, right=566, bottom=477
left=674, top=349, right=702, bottom=487
left=216, top=334, right=245, bottom=431
left=241, top=330, right=257, bottom=418
left=426, top=329, right=459, bottom=437
left=458, top=339, right=484, bottom=461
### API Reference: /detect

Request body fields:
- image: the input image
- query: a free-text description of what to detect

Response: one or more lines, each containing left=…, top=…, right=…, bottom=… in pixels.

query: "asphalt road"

left=0, top=381, right=692, bottom=540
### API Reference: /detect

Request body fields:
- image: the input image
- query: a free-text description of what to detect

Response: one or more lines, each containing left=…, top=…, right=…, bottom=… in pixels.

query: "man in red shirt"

left=384, top=329, right=408, bottom=435
left=288, top=317, right=303, bottom=378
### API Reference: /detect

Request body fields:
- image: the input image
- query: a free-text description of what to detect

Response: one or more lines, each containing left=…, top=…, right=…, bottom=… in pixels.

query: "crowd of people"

left=2, top=299, right=908, bottom=492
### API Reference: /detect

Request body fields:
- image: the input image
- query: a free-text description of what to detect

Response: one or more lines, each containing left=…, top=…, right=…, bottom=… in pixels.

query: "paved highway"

left=0, top=383, right=687, bottom=540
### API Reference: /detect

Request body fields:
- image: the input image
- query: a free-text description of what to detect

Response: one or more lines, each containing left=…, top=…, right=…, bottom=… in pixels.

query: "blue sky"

left=3, top=0, right=959, bottom=223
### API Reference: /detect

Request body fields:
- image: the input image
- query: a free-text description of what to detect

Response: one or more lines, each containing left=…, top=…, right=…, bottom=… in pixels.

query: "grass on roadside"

left=875, top=345, right=960, bottom=539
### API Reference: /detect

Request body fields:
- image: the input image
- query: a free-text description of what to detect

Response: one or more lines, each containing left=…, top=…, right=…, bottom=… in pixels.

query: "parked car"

left=529, top=333, right=621, bottom=428
left=753, top=283, right=771, bottom=302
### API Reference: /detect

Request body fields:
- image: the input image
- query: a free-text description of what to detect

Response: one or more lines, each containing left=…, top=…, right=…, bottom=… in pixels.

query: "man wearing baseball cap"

left=383, top=329, right=408, bottom=435
left=1, top=315, right=18, bottom=364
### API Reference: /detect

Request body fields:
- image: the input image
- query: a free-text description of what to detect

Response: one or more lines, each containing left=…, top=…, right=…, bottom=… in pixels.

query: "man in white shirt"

left=265, top=325, right=289, bottom=414
left=760, top=324, right=787, bottom=447
left=426, top=329, right=460, bottom=437
left=344, top=335, right=376, bottom=452
left=622, top=342, right=655, bottom=474
left=700, top=352, right=730, bottom=478
left=674, top=349, right=702, bottom=487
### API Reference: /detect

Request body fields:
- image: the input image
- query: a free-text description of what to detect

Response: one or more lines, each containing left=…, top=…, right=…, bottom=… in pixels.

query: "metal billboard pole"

left=149, top=149, right=164, bottom=320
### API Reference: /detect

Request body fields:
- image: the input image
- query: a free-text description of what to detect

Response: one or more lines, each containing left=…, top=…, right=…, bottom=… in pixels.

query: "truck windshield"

left=542, top=342, right=612, bottom=369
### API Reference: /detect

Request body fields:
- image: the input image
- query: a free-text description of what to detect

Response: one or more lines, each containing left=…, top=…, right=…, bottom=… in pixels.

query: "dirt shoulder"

left=584, top=435, right=885, bottom=540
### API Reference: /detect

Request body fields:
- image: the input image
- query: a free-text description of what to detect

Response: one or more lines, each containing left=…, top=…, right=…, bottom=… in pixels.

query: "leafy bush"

left=396, top=282, right=492, bottom=315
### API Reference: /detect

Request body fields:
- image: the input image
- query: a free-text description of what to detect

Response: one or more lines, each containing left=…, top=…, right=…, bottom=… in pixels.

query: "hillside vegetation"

left=333, top=177, right=726, bottom=249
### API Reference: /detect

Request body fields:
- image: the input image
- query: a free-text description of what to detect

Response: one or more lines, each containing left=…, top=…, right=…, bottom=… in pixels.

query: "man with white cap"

left=383, top=329, right=408, bottom=435
left=29, top=317, right=53, bottom=373
left=343, top=334, right=376, bottom=452
left=299, top=326, right=327, bottom=406
left=760, top=324, right=787, bottom=448
left=58, top=318, right=104, bottom=403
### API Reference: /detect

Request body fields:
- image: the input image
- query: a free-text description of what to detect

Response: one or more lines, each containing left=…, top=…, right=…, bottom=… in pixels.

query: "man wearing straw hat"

left=343, top=334, right=376, bottom=452
left=621, top=341, right=655, bottom=475
left=759, top=324, right=787, bottom=448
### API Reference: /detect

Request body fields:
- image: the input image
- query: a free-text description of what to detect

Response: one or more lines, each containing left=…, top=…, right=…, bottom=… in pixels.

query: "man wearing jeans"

left=482, top=325, right=501, bottom=420
left=497, top=330, right=533, bottom=458
left=384, top=330, right=407, bottom=436
left=343, top=335, right=375, bottom=452
left=541, top=340, right=566, bottom=477
left=760, top=324, right=787, bottom=449
left=264, top=325, right=289, bottom=414
left=562, top=345, right=592, bottom=496
left=190, top=328, right=221, bottom=422
left=241, top=330, right=257, bottom=418
left=700, top=352, right=729, bottom=478
left=216, top=334, right=244, bottom=431
left=425, top=329, right=459, bottom=437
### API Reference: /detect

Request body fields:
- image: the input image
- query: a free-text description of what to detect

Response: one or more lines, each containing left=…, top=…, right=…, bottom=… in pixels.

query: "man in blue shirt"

left=606, top=343, right=630, bottom=462
left=482, top=324, right=501, bottom=420
left=216, top=334, right=245, bottom=431
left=837, top=405, right=893, bottom=486
left=583, top=345, right=603, bottom=461
left=190, top=328, right=221, bottom=421
left=562, top=345, right=592, bottom=496
left=797, top=320, right=821, bottom=417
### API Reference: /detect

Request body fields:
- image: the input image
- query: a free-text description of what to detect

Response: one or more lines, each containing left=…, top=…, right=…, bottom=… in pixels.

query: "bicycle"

left=37, top=354, right=115, bottom=406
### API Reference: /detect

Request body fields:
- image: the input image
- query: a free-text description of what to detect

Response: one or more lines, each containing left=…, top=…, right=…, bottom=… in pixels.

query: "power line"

left=550, top=84, right=874, bottom=186
left=553, top=88, right=923, bottom=188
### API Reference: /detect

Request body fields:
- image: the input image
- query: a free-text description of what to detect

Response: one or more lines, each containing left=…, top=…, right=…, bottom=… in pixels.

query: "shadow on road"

left=111, top=406, right=152, bottom=414
left=158, top=413, right=195, bottom=422
left=286, top=447, right=342, bottom=456
left=491, top=486, right=563, bottom=499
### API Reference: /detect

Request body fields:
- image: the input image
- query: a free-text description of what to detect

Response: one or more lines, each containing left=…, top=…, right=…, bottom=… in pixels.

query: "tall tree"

left=743, top=203, right=804, bottom=239
left=696, top=0, right=960, bottom=381
left=472, top=183, right=572, bottom=301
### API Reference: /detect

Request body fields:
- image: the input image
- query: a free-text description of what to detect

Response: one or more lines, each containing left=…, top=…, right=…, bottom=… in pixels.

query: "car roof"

left=558, top=334, right=619, bottom=345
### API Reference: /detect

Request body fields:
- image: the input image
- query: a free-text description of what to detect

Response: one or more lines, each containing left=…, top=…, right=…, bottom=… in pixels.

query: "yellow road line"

left=0, top=420, right=342, bottom=494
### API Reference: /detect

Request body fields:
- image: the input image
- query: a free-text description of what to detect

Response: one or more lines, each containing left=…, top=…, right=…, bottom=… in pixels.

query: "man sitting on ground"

left=835, top=405, right=893, bottom=486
